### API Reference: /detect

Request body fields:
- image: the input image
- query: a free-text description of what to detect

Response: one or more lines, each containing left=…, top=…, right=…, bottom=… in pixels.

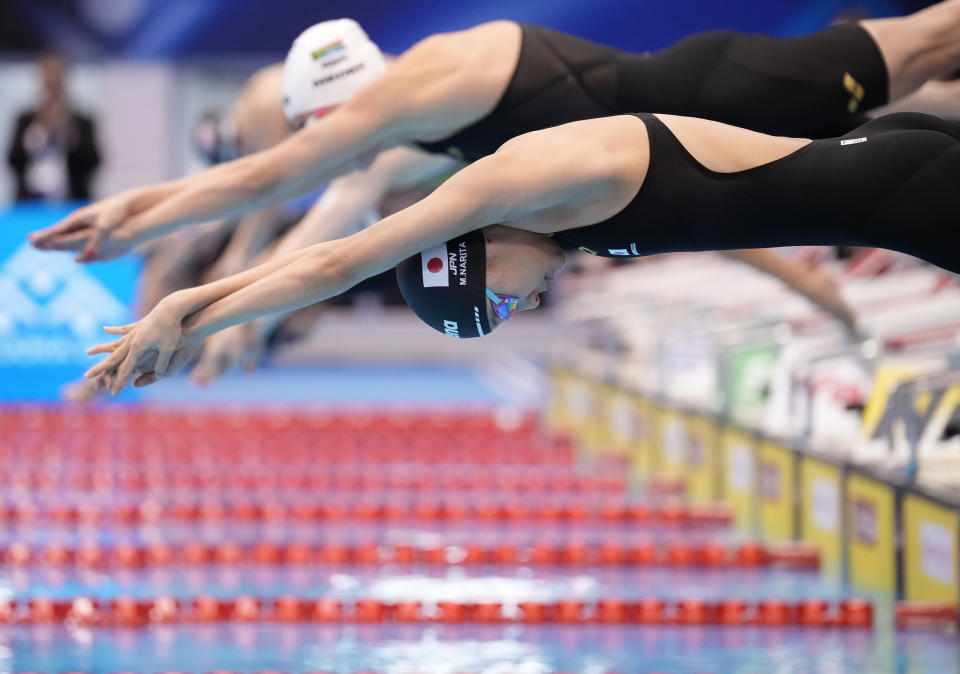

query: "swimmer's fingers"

left=168, top=344, right=199, bottom=379
left=137, top=346, right=194, bottom=389
left=84, top=341, right=130, bottom=380
left=153, top=336, right=180, bottom=379
left=91, top=374, right=105, bottom=393
left=85, top=337, right=125, bottom=356
left=143, top=344, right=199, bottom=387
left=32, top=230, right=93, bottom=252
left=110, top=345, right=149, bottom=395
left=97, top=372, right=114, bottom=393
left=115, top=336, right=192, bottom=393
left=84, top=325, right=134, bottom=360
left=31, top=198, right=132, bottom=261
left=89, top=370, right=112, bottom=394
left=77, top=225, right=108, bottom=263
left=28, top=210, right=92, bottom=248
left=102, top=323, right=137, bottom=336
left=84, top=349, right=125, bottom=380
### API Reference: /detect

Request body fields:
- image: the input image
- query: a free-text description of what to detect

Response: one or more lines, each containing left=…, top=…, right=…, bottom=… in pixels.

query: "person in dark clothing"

left=6, top=52, right=100, bottom=202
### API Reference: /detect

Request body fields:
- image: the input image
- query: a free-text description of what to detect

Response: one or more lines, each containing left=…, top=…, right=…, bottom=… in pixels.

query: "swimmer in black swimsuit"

left=84, top=109, right=960, bottom=389
left=29, top=3, right=960, bottom=261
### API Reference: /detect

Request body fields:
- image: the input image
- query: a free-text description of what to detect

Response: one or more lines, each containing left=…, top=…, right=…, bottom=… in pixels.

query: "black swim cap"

left=396, top=230, right=492, bottom=339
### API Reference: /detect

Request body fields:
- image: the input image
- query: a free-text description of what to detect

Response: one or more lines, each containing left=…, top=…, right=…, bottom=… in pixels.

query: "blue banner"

left=0, top=203, right=140, bottom=401
left=0, top=0, right=921, bottom=59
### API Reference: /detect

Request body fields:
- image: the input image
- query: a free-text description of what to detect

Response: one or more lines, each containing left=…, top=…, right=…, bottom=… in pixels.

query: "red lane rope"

left=1, top=468, right=628, bottom=494
left=0, top=411, right=576, bottom=463
left=2, top=595, right=873, bottom=628
left=1, top=448, right=573, bottom=463
left=0, top=446, right=576, bottom=465
left=0, top=499, right=732, bottom=525
left=1, top=540, right=819, bottom=570
left=895, top=601, right=960, bottom=629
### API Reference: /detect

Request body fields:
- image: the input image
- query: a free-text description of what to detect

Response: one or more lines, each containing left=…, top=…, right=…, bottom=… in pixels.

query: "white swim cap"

left=282, top=19, right=387, bottom=121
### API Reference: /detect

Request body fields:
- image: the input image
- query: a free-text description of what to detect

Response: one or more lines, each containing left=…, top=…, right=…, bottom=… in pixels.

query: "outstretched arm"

left=84, top=156, right=501, bottom=392
left=28, top=21, right=515, bottom=262
left=84, top=116, right=641, bottom=393
left=247, top=147, right=457, bottom=323
left=28, top=98, right=399, bottom=261
left=201, top=207, right=290, bottom=283
left=191, top=146, right=458, bottom=384
left=182, top=156, right=502, bottom=340
left=270, top=147, right=458, bottom=258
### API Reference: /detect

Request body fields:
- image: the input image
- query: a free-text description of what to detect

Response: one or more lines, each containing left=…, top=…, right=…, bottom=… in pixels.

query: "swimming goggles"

left=485, top=289, right=520, bottom=322
left=295, top=107, right=329, bottom=131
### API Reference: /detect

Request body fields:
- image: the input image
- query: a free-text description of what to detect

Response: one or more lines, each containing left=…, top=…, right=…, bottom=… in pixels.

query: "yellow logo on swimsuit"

left=844, top=72, right=865, bottom=114
left=578, top=246, right=598, bottom=255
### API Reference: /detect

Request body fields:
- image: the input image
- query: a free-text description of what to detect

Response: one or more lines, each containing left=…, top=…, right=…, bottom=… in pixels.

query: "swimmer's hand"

left=28, top=194, right=141, bottom=262
left=190, top=324, right=261, bottom=387
left=83, top=296, right=202, bottom=394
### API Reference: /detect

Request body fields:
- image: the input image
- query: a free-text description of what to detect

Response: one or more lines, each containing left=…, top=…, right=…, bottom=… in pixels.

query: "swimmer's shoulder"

left=497, top=115, right=650, bottom=182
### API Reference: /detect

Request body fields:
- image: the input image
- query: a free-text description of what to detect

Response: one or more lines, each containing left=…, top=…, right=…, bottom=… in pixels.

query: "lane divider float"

left=2, top=595, right=873, bottom=628
left=0, top=499, right=732, bottom=525
left=895, top=601, right=959, bottom=630
left=1, top=540, right=818, bottom=570
left=5, top=469, right=628, bottom=494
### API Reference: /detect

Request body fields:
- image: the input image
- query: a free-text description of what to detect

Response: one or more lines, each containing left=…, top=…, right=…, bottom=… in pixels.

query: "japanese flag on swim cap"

left=396, top=230, right=493, bottom=339
left=282, top=19, right=387, bottom=121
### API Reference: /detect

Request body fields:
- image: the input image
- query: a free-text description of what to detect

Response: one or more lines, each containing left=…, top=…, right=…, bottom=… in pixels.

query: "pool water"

left=2, top=394, right=957, bottom=674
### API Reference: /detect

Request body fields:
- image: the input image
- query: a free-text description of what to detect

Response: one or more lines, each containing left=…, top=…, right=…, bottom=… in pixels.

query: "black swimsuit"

left=417, top=23, right=887, bottom=161
left=553, top=113, right=960, bottom=274
left=418, top=27, right=959, bottom=274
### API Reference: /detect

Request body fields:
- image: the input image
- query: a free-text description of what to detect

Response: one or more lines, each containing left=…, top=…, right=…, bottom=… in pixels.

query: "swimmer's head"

left=282, top=18, right=387, bottom=123
left=396, top=226, right=566, bottom=338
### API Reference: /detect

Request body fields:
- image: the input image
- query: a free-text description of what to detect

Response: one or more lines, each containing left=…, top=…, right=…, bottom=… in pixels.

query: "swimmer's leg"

left=624, top=2, right=960, bottom=136
left=862, top=0, right=960, bottom=100
left=623, top=26, right=889, bottom=135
